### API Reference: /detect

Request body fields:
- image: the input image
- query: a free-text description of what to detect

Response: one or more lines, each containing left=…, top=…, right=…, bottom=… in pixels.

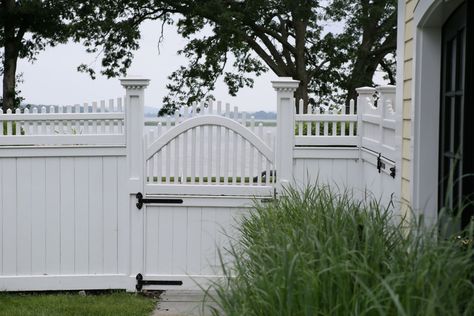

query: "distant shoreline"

left=144, top=118, right=277, bottom=127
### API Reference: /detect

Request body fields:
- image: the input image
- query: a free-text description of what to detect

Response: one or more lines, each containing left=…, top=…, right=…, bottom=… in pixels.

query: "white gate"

left=357, top=86, right=401, bottom=206
left=136, top=104, right=275, bottom=290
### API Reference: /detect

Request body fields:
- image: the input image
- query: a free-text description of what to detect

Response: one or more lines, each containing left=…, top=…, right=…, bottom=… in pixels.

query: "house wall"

left=401, top=0, right=417, bottom=210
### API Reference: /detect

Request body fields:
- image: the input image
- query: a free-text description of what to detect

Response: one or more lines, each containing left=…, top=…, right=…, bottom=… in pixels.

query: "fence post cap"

left=355, top=86, right=376, bottom=94
left=120, top=78, right=150, bottom=89
left=271, top=77, right=300, bottom=91
left=376, top=85, right=396, bottom=93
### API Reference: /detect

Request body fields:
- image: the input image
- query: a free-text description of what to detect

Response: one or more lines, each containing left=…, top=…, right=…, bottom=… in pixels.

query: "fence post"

left=356, top=87, right=377, bottom=151
left=120, top=78, right=150, bottom=190
left=272, top=77, right=300, bottom=193
left=120, top=78, right=149, bottom=288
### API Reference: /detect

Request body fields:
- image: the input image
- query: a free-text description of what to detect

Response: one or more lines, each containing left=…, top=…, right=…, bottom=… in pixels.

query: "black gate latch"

left=135, top=273, right=183, bottom=291
left=136, top=192, right=184, bottom=209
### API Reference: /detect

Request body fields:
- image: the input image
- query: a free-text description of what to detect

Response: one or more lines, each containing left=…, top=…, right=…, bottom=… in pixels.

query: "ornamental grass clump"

left=208, top=185, right=474, bottom=316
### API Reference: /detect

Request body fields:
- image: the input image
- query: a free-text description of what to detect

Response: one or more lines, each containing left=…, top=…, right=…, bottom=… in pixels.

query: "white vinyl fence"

left=0, top=96, right=128, bottom=291
left=290, top=84, right=400, bottom=206
left=0, top=77, right=400, bottom=292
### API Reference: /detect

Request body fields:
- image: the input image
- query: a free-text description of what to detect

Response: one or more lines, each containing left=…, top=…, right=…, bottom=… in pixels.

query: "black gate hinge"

left=136, top=192, right=144, bottom=209
left=376, top=154, right=396, bottom=178
left=390, top=166, right=396, bottom=178
left=135, top=192, right=183, bottom=210
left=376, top=153, right=385, bottom=173
left=135, top=273, right=183, bottom=291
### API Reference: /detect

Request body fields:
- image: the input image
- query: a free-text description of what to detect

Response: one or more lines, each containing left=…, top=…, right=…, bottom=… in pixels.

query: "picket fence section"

left=145, top=102, right=274, bottom=189
left=294, top=99, right=357, bottom=147
left=0, top=98, right=125, bottom=146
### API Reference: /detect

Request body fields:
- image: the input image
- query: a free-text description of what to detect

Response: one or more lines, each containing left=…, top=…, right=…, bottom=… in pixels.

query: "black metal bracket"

left=376, top=153, right=396, bottom=178
left=136, top=192, right=184, bottom=210
left=390, top=166, right=396, bottom=178
left=135, top=273, right=183, bottom=291
left=376, top=153, right=385, bottom=173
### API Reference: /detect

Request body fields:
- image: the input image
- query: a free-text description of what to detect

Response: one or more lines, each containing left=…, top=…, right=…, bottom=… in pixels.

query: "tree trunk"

left=345, top=54, right=380, bottom=113
left=294, top=19, right=309, bottom=113
left=295, top=81, right=309, bottom=113
left=2, top=0, right=19, bottom=112
left=3, top=39, right=19, bottom=112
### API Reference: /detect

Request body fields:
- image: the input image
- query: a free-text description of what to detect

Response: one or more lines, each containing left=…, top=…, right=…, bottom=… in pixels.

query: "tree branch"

left=379, top=58, right=396, bottom=84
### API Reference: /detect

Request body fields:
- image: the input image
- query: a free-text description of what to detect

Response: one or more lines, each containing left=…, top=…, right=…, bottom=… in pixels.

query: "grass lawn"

left=0, top=291, right=157, bottom=316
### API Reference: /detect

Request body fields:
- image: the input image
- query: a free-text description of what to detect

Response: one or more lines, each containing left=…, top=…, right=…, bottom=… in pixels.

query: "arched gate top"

left=146, top=115, right=273, bottom=162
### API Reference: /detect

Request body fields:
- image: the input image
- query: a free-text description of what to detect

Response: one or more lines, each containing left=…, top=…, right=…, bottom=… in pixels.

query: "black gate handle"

left=136, top=192, right=184, bottom=209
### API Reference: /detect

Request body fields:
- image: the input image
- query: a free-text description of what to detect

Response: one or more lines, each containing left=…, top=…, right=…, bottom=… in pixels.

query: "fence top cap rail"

left=376, top=85, right=396, bottom=93
left=271, top=77, right=300, bottom=91
left=120, top=77, right=150, bottom=89
left=356, top=86, right=376, bottom=93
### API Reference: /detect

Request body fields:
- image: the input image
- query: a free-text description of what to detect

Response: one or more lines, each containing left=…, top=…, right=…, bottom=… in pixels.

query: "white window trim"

left=411, top=0, right=464, bottom=226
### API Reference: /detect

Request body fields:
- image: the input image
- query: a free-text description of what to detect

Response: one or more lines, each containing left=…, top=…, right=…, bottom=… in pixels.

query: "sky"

left=17, top=21, right=278, bottom=113
left=17, top=19, right=388, bottom=114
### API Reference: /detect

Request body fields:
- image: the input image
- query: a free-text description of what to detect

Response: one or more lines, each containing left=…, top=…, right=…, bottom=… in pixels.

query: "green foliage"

left=0, top=0, right=79, bottom=62
left=2, top=121, right=24, bottom=135
left=325, top=0, right=397, bottom=98
left=147, top=176, right=274, bottom=184
left=0, top=291, right=156, bottom=316
left=63, top=0, right=396, bottom=115
left=207, top=185, right=474, bottom=315
left=0, top=0, right=94, bottom=111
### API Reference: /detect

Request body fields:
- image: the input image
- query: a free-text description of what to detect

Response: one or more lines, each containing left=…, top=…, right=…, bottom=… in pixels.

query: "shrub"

left=208, top=185, right=474, bottom=315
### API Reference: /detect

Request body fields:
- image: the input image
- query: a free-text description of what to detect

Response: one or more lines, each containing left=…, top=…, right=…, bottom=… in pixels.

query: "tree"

left=2, top=1, right=395, bottom=114
left=0, top=52, right=23, bottom=109
left=154, top=1, right=397, bottom=114
left=0, top=0, right=85, bottom=111
left=71, top=0, right=396, bottom=115
left=156, top=0, right=343, bottom=113
left=326, top=0, right=397, bottom=107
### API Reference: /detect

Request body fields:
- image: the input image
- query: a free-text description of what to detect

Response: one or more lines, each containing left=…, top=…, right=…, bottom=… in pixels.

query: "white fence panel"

left=358, top=86, right=398, bottom=162
left=293, top=148, right=361, bottom=194
left=291, top=85, right=400, bottom=207
left=0, top=153, right=129, bottom=291
left=141, top=198, right=250, bottom=290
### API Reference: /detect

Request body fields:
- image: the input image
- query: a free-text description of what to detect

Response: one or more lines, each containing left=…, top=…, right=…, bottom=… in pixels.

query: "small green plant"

left=207, top=185, right=474, bottom=315
left=2, top=121, right=25, bottom=135
left=148, top=175, right=275, bottom=184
